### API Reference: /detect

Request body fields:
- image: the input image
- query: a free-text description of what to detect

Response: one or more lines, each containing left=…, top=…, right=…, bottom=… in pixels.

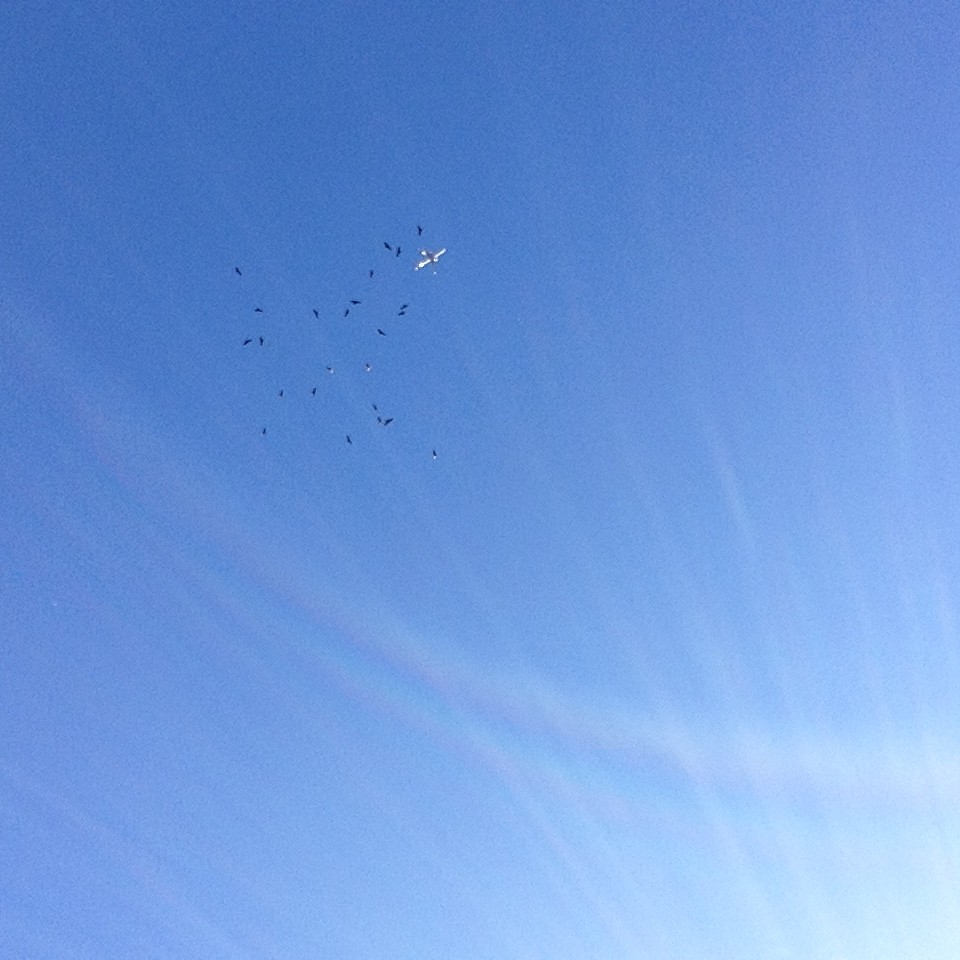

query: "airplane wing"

left=415, top=248, right=446, bottom=270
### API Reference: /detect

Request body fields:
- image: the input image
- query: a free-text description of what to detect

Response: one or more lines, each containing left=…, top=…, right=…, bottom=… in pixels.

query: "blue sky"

left=3, top=1, right=960, bottom=957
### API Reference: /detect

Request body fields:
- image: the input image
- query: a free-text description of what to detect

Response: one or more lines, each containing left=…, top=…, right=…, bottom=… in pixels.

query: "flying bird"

left=242, top=338, right=253, bottom=345
left=382, top=418, right=393, bottom=426
left=278, top=389, right=284, bottom=397
left=346, top=435, right=352, bottom=444
left=258, top=336, right=264, bottom=345
left=350, top=299, right=361, bottom=305
left=364, top=363, right=372, bottom=372
left=262, top=427, right=267, bottom=435
left=372, top=404, right=378, bottom=411
left=254, top=307, right=263, bottom=313
left=326, top=366, right=334, bottom=374
left=235, top=266, right=242, bottom=276
left=417, top=225, right=423, bottom=236
left=383, top=242, right=392, bottom=251
left=377, top=328, right=386, bottom=336
left=395, top=245, right=401, bottom=257
left=311, top=387, right=317, bottom=395
left=344, top=308, right=350, bottom=317
left=313, top=309, right=319, bottom=318
left=369, top=269, right=374, bottom=278
left=432, top=449, right=437, bottom=459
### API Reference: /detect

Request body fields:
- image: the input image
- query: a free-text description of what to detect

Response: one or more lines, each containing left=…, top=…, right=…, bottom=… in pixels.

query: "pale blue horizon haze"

left=3, top=2, right=960, bottom=958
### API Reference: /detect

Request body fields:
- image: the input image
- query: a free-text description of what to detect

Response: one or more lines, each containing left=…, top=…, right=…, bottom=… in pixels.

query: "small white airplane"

left=414, top=248, right=446, bottom=271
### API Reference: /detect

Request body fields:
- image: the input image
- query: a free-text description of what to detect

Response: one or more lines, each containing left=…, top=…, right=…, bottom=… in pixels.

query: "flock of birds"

left=233, top=225, right=445, bottom=458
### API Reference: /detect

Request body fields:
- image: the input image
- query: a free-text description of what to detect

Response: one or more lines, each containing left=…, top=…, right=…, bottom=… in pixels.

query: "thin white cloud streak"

left=320, top=611, right=960, bottom=816
left=0, top=761, right=260, bottom=960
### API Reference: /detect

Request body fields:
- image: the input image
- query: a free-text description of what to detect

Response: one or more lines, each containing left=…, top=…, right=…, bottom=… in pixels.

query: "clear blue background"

left=3, top=2, right=960, bottom=957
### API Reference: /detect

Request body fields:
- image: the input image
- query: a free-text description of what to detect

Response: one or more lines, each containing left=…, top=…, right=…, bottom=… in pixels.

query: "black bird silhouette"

left=262, top=427, right=267, bottom=435
left=395, top=246, right=401, bottom=257
left=344, top=308, right=350, bottom=317
left=397, top=309, right=406, bottom=316
left=377, top=328, right=386, bottom=336
left=417, top=225, right=423, bottom=236
left=346, top=435, right=352, bottom=444
left=326, top=366, right=334, bottom=374
left=235, top=266, right=242, bottom=276
left=278, top=389, right=284, bottom=397
left=364, top=362, right=372, bottom=372
left=258, top=336, right=264, bottom=345
left=432, top=449, right=437, bottom=459
left=399, top=303, right=408, bottom=311
left=350, top=299, right=361, bottom=305
left=372, top=404, right=378, bottom=411
left=243, top=338, right=253, bottom=345
left=313, top=309, right=319, bottom=318
left=382, top=418, right=393, bottom=426
left=383, top=242, right=392, bottom=251
left=377, top=416, right=382, bottom=424
left=255, top=307, right=263, bottom=313
left=311, top=387, right=317, bottom=395
left=369, top=269, right=374, bottom=278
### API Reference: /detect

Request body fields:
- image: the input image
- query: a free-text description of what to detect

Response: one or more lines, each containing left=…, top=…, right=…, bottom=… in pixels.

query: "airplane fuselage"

left=415, top=248, right=446, bottom=270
